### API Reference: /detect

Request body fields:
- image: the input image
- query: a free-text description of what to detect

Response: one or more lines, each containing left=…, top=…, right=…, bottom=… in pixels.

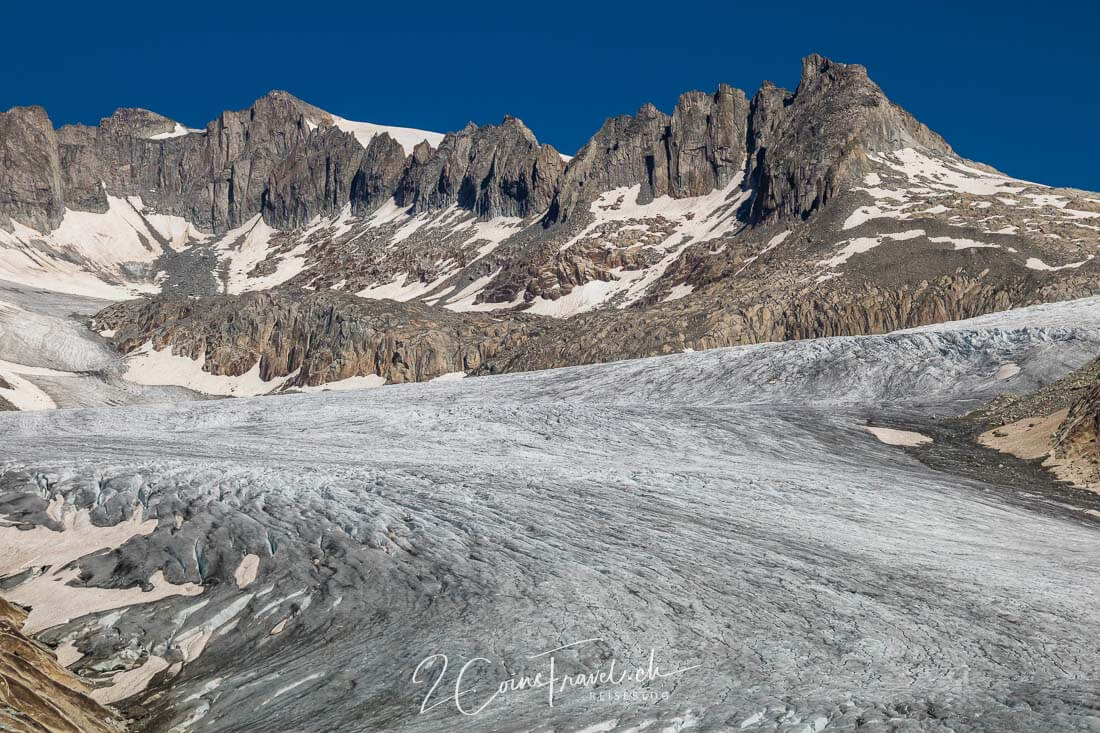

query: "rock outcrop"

left=94, top=288, right=537, bottom=387
left=262, top=126, right=366, bottom=229
left=350, top=133, right=409, bottom=216
left=549, top=103, right=672, bottom=222
left=93, top=268, right=1100, bottom=390
left=0, top=106, right=64, bottom=232
left=746, top=54, right=952, bottom=224
left=548, top=84, right=751, bottom=223
left=399, top=116, right=564, bottom=219
left=1052, top=375, right=1100, bottom=488
left=0, top=55, right=998, bottom=241
left=44, top=92, right=320, bottom=234
left=0, top=598, right=126, bottom=733
left=668, top=85, right=750, bottom=197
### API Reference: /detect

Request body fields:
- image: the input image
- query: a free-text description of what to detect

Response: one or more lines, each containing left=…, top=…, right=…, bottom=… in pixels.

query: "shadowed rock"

left=747, top=54, right=953, bottom=223
left=0, top=106, right=64, bottom=232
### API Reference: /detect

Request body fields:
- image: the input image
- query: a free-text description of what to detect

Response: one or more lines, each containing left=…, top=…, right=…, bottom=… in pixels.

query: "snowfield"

left=1, top=290, right=1099, bottom=731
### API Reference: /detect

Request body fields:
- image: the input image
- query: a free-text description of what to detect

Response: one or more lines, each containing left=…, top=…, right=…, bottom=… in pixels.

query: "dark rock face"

left=262, top=126, right=366, bottom=229
left=399, top=117, right=563, bottom=219
left=0, top=106, right=64, bottom=232
left=668, top=85, right=750, bottom=197
left=549, top=85, right=750, bottom=223
left=4, top=94, right=571, bottom=236
left=57, top=124, right=109, bottom=214
left=39, top=93, right=319, bottom=234
left=350, top=133, right=409, bottom=216
left=550, top=103, right=673, bottom=222
left=747, top=54, right=952, bottom=224
left=0, top=54, right=970, bottom=240
left=202, top=92, right=318, bottom=231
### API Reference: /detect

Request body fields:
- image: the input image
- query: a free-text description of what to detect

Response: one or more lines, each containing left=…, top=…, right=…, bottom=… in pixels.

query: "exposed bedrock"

left=549, top=85, right=751, bottom=223
left=0, top=598, right=126, bottom=733
left=746, top=54, right=953, bottom=224
left=0, top=106, right=64, bottom=232
left=1, top=54, right=961, bottom=243
left=399, top=116, right=565, bottom=220
left=93, top=288, right=537, bottom=387
left=94, top=270, right=1100, bottom=389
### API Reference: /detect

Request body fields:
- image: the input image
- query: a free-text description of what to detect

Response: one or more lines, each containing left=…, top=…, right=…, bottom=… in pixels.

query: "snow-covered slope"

left=328, top=115, right=444, bottom=154
left=0, top=195, right=203, bottom=299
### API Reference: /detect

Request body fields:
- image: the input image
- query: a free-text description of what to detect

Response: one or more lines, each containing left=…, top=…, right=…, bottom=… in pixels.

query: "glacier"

left=1, top=281, right=1099, bottom=731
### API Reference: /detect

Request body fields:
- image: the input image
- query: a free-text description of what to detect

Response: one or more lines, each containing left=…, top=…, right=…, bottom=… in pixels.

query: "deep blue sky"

left=3, top=0, right=1097, bottom=190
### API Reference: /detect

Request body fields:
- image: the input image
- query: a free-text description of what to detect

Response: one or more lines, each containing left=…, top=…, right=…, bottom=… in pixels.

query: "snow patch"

left=818, top=230, right=925, bottom=269
left=0, top=370, right=56, bottom=410
left=329, top=116, right=444, bottom=155
left=430, top=371, right=467, bottom=382
left=928, top=236, right=1000, bottom=250
left=123, top=343, right=288, bottom=397
left=873, top=148, right=1029, bottom=196
left=1025, top=255, right=1093, bottom=271
left=147, top=123, right=202, bottom=140
left=864, top=426, right=933, bottom=447
left=289, top=374, right=387, bottom=393
left=662, top=283, right=695, bottom=302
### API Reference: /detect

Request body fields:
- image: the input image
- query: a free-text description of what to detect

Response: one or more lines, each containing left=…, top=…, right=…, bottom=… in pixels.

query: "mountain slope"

left=0, top=55, right=1098, bottom=399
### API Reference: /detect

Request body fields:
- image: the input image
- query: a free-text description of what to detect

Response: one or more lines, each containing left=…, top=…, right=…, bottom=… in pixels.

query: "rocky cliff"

left=3, top=54, right=1099, bottom=393
left=0, top=106, right=64, bottom=232
left=93, top=263, right=1100, bottom=391
left=1053, top=375, right=1100, bottom=488
left=400, top=117, right=565, bottom=219
left=0, top=54, right=954, bottom=241
left=548, top=84, right=751, bottom=223
left=746, top=54, right=952, bottom=224
left=0, top=598, right=126, bottom=733
left=93, top=288, right=536, bottom=387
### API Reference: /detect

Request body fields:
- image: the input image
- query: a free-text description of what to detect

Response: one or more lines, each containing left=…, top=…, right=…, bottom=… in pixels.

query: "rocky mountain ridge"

left=0, top=55, right=951, bottom=239
left=2, top=54, right=1099, bottom=398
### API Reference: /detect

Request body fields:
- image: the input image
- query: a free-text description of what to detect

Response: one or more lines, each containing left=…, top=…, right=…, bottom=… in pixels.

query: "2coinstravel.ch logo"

left=412, top=638, right=700, bottom=716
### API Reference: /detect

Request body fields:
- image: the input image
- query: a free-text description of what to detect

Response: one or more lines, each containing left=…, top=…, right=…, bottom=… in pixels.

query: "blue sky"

left=3, top=0, right=1097, bottom=190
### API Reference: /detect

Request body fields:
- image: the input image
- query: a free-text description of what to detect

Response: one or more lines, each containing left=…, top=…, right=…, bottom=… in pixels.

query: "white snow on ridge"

left=444, top=268, right=503, bottom=311
left=147, top=123, right=203, bottom=140
left=356, top=271, right=453, bottom=302
left=927, top=235, right=999, bottom=251
left=662, top=283, right=695, bottom=302
left=525, top=278, right=631, bottom=317
left=330, top=116, right=445, bottom=155
left=215, top=215, right=284, bottom=294
left=873, top=148, right=1030, bottom=197
left=764, top=230, right=791, bottom=251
